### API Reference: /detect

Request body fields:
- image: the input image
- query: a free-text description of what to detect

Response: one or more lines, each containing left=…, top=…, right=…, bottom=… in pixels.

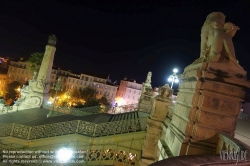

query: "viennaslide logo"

left=220, top=150, right=247, bottom=165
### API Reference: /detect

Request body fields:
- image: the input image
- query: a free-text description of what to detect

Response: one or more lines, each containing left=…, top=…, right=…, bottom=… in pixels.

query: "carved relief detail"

left=203, top=96, right=237, bottom=115
left=207, top=97, right=220, bottom=110
left=198, top=111, right=234, bottom=131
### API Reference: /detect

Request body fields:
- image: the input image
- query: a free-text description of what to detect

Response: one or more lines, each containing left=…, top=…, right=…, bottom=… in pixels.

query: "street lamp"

left=47, top=77, right=63, bottom=117
left=56, top=146, right=73, bottom=163
left=168, top=68, right=179, bottom=89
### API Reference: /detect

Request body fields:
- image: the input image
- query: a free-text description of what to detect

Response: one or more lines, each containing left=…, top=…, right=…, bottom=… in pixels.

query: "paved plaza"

left=235, top=119, right=250, bottom=145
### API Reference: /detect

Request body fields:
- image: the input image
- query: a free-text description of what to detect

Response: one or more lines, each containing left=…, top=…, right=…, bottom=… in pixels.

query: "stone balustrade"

left=151, top=132, right=250, bottom=166
left=0, top=143, right=140, bottom=166
left=0, top=117, right=147, bottom=140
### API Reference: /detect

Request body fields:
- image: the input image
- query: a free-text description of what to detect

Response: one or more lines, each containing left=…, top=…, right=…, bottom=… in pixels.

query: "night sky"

left=1, top=1, right=250, bottom=88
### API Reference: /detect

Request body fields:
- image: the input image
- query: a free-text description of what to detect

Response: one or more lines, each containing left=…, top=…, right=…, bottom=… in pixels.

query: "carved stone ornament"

left=32, top=71, right=37, bottom=81
left=157, top=84, right=173, bottom=99
left=145, top=71, right=152, bottom=85
left=193, top=12, right=241, bottom=67
left=144, top=87, right=153, bottom=96
left=48, top=35, right=57, bottom=46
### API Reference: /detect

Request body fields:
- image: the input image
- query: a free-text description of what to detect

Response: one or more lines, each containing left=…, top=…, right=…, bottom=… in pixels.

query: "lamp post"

left=48, top=77, right=63, bottom=117
left=168, top=68, right=179, bottom=89
left=56, top=145, right=73, bottom=164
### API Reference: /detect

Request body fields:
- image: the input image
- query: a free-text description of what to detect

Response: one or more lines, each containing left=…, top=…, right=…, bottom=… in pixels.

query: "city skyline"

left=1, top=1, right=250, bottom=87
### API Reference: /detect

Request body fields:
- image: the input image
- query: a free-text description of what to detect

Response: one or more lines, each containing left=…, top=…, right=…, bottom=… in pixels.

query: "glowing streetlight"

left=168, top=68, right=179, bottom=89
left=56, top=147, right=73, bottom=163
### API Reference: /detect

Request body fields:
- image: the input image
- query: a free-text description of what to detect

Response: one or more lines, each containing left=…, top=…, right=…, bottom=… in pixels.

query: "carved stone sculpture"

left=48, top=35, right=57, bottom=46
left=224, top=22, right=240, bottom=38
left=157, top=84, right=173, bottom=99
left=13, top=35, right=56, bottom=110
left=142, top=71, right=153, bottom=94
left=145, top=72, right=152, bottom=86
left=194, top=12, right=240, bottom=67
left=32, top=71, right=37, bottom=81
left=167, top=12, right=250, bottom=158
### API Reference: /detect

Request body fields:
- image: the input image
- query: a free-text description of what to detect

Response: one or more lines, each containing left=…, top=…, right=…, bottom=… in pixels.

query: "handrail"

left=0, top=117, right=147, bottom=140
left=151, top=132, right=250, bottom=166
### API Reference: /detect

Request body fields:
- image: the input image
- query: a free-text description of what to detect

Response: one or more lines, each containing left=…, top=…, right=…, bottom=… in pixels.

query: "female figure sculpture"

left=195, top=12, right=240, bottom=67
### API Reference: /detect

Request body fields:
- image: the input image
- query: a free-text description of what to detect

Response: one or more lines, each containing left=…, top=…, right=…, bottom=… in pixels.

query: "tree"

left=49, top=88, right=65, bottom=98
left=79, top=86, right=97, bottom=102
left=71, top=88, right=80, bottom=100
left=98, top=95, right=110, bottom=105
left=26, top=52, right=44, bottom=75
left=4, top=81, right=21, bottom=105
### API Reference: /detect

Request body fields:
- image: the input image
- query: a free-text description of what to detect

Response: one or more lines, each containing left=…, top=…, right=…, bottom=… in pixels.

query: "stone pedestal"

left=138, top=92, right=153, bottom=113
left=140, top=95, right=173, bottom=166
left=168, top=61, right=250, bottom=156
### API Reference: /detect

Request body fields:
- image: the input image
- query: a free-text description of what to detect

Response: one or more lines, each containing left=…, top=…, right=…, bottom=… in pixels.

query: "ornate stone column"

left=162, top=12, right=250, bottom=157
left=14, top=35, right=57, bottom=110
left=173, top=61, right=250, bottom=155
left=36, top=35, right=57, bottom=93
left=140, top=84, right=173, bottom=166
left=138, top=72, right=153, bottom=113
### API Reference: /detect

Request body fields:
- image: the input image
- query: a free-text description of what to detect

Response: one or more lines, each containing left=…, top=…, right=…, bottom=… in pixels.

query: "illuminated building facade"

left=7, top=58, right=31, bottom=84
left=6, top=59, right=118, bottom=103
left=116, top=78, right=142, bottom=106
left=66, top=73, right=118, bottom=102
left=0, top=73, right=7, bottom=97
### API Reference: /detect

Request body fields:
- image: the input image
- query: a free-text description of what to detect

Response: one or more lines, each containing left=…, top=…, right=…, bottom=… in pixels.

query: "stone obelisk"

left=14, top=35, right=57, bottom=110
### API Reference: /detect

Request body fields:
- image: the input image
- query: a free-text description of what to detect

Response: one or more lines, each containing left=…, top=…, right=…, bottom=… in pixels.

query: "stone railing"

left=216, top=132, right=244, bottom=153
left=0, top=104, right=14, bottom=115
left=0, top=117, right=147, bottom=140
left=151, top=132, right=250, bottom=166
left=166, top=105, right=174, bottom=120
left=0, top=143, right=140, bottom=166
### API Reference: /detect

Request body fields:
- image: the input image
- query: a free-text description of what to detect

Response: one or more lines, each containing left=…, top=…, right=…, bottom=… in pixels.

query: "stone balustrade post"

left=140, top=84, right=173, bottom=166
